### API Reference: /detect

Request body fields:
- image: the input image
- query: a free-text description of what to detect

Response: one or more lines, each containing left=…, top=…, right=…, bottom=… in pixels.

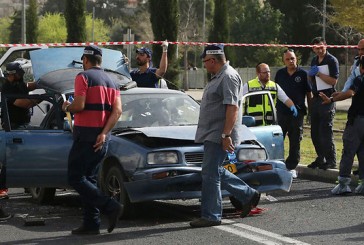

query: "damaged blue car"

left=0, top=47, right=292, bottom=217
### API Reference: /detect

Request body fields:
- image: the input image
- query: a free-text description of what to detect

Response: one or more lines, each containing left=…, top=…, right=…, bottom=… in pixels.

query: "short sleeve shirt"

left=348, top=75, right=364, bottom=117
left=310, top=51, right=339, bottom=94
left=275, top=67, right=311, bottom=115
left=130, top=67, right=159, bottom=88
left=195, top=62, right=243, bottom=145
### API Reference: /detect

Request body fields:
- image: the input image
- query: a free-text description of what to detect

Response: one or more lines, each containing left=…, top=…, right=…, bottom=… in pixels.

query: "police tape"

left=0, top=41, right=358, bottom=49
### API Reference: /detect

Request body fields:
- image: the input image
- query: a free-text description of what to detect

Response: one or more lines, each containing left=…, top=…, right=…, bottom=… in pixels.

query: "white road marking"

left=215, top=219, right=311, bottom=245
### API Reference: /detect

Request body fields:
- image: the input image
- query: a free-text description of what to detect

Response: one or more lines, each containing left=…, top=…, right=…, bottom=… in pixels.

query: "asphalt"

left=185, top=89, right=354, bottom=184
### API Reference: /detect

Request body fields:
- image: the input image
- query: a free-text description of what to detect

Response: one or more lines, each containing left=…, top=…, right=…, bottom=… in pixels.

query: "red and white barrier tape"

left=0, top=41, right=358, bottom=49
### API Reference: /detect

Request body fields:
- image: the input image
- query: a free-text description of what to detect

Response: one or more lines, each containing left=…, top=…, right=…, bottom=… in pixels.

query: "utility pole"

left=92, top=6, right=95, bottom=42
left=22, top=0, right=26, bottom=44
left=322, top=0, right=327, bottom=40
left=201, top=0, right=206, bottom=68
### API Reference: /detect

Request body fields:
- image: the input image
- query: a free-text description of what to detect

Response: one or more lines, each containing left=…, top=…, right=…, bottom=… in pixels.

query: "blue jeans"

left=68, top=140, right=118, bottom=229
left=201, top=141, right=257, bottom=221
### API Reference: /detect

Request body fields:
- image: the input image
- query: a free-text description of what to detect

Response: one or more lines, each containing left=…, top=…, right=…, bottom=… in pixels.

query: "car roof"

left=30, top=47, right=131, bottom=94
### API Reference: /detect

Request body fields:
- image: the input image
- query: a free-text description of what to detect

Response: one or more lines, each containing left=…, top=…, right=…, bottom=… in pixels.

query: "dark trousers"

left=310, top=97, right=336, bottom=165
left=277, top=111, right=304, bottom=170
left=68, top=140, right=117, bottom=229
left=340, top=116, right=364, bottom=179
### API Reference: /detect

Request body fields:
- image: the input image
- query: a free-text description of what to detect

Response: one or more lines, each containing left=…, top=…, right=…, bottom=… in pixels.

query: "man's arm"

left=13, top=98, right=38, bottom=109
left=94, top=96, right=122, bottom=151
left=316, top=72, right=337, bottom=86
left=155, top=41, right=168, bottom=78
left=319, top=90, right=354, bottom=104
left=222, top=104, right=239, bottom=152
left=342, top=61, right=359, bottom=92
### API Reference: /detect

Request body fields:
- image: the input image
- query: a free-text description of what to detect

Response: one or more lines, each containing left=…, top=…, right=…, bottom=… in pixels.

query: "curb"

left=296, top=164, right=359, bottom=183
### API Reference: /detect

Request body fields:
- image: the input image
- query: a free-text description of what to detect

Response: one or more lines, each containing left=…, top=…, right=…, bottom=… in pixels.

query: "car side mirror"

left=242, top=116, right=256, bottom=127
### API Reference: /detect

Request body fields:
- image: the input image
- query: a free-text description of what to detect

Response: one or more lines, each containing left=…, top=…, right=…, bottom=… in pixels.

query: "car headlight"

left=147, top=152, right=179, bottom=165
left=237, top=148, right=267, bottom=162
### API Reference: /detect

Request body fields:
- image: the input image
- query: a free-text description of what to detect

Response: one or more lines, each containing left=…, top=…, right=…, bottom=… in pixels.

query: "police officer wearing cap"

left=190, top=44, right=260, bottom=228
left=130, top=41, right=168, bottom=88
left=319, top=55, right=364, bottom=195
left=1, top=62, right=38, bottom=129
left=62, top=45, right=123, bottom=235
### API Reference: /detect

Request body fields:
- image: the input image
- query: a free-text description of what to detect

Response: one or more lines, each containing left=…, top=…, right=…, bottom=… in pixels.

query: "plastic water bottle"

left=227, top=151, right=237, bottom=164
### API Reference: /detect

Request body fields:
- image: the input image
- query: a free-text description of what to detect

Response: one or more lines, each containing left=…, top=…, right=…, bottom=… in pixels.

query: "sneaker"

left=0, top=189, right=8, bottom=200
left=331, top=176, right=352, bottom=195
left=0, top=208, right=11, bottom=221
left=289, top=169, right=298, bottom=179
left=71, top=226, right=100, bottom=235
left=190, top=218, right=221, bottom=228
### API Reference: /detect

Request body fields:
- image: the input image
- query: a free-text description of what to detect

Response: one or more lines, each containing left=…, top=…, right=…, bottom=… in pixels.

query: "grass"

left=284, top=110, right=357, bottom=166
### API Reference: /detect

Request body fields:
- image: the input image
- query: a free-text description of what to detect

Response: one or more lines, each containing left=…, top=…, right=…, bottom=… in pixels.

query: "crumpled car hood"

left=120, top=125, right=257, bottom=142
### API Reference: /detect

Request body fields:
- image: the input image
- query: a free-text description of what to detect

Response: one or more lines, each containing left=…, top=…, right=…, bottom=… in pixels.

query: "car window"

left=117, top=93, right=199, bottom=128
left=0, top=93, right=54, bottom=131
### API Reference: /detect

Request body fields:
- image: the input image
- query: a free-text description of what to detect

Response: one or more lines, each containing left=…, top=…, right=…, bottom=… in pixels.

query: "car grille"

left=184, top=152, right=204, bottom=164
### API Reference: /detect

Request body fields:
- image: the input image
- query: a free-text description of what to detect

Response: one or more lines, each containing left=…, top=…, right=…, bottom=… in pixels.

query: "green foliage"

left=38, top=13, right=67, bottom=43
left=65, top=0, right=86, bottom=42
left=208, top=0, right=229, bottom=43
left=329, top=0, right=364, bottom=33
left=9, top=10, right=22, bottom=44
left=229, top=0, right=283, bottom=67
left=85, top=14, right=110, bottom=42
left=0, top=17, right=11, bottom=44
left=150, top=0, right=180, bottom=87
left=27, top=0, right=39, bottom=44
left=268, top=0, right=326, bottom=64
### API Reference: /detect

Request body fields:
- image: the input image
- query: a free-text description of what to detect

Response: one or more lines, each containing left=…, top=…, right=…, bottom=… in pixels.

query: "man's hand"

left=290, top=105, right=298, bottom=117
left=222, top=137, right=234, bottom=152
left=94, top=133, right=106, bottom=152
left=162, top=40, right=168, bottom=52
left=319, top=92, right=331, bottom=104
left=308, top=65, right=319, bottom=76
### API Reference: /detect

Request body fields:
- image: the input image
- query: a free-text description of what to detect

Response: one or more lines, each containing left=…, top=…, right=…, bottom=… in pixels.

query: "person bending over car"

left=1, top=62, right=38, bottom=129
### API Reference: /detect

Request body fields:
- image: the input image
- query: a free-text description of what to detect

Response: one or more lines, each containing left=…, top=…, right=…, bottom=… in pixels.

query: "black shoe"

left=240, top=191, right=260, bottom=218
left=319, top=163, right=336, bottom=170
left=107, top=203, right=123, bottom=233
left=307, top=161, right=321, bottom=169
left=190, top=218, right=221, bottom=228
left=0, top=209, right=11, bottom=221
left=71, top=226, right=100, bottom=235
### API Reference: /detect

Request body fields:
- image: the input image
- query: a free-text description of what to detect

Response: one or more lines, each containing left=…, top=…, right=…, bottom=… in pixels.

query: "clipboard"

left=316, top=65, right=332, bottom=91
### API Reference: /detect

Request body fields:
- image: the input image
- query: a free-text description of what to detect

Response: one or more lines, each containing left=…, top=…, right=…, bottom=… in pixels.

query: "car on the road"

left=0, top=47, right=291, bottom=217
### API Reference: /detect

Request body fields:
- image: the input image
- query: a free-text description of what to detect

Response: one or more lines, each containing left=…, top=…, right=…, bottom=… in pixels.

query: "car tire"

left=29, top=187, right=56, bottom=204
left=102, top=165, right=132, bottom=218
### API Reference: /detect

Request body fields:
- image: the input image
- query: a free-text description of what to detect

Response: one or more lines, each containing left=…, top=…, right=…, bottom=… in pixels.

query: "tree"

left=8, top=10, right=22, bottom=44
left=228, top=0, right=283, bottom=67
left=150, top=0, right=179, bottom=88
left=38, top=13, right=67, bottom=43
left=208, top=0, right=230, bottom=59
left=268, top=0, right=328, bottom=64
left=65, top=0, right=86, bottom=42
left=27, top=0, right=39, bottom=44
left=329, top=0, right=364, bottom=33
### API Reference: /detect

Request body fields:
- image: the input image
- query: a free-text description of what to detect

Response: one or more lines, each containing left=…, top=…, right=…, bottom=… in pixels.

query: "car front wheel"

left=102, top=165, right=131, bottom=218
left=29, top=187, right=56, bottom=204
